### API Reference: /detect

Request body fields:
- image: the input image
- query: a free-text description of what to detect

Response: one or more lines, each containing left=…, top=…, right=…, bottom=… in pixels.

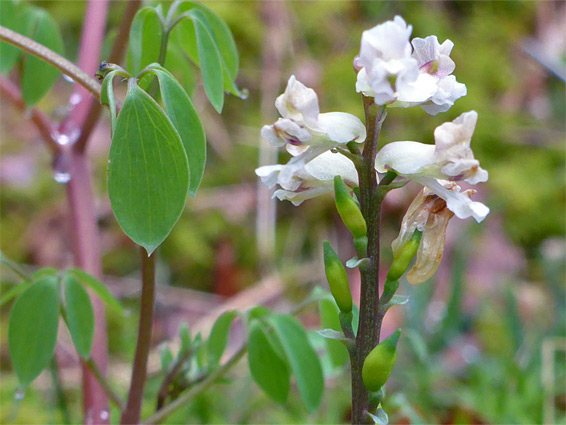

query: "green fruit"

left=323, top=241, right=352, bottom=313
left=334, top=176, right=366, bottom=239
left=362, top=329, right=401, bottom=392
left=387, top=231, right=422, bottom=281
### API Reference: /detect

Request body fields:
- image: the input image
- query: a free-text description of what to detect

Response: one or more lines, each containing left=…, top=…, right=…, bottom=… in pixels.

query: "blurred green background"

left=1, top=1, right=564, bottom=424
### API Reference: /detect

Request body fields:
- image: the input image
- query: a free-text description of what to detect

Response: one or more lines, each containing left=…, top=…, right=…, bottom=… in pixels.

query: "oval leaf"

left=148, top=64, right=206, bottom=196
left=176, top=2, right=240, bottom=95
left=9, top=276, right=60, bottom=386
left=248, top=320, right=290, bottom=404
left=190, top=11, right=224, bottom=113
left=269, top=314, right=324, bottom=412
left=64, top=275, right=94, bottom=358
left=22, top=8, right=64, bottom=106
left=108, top=80, right=189, bottom=254
left=207, top=310, right=237, bottom=367
left=127, top=7, right=162, bottom=76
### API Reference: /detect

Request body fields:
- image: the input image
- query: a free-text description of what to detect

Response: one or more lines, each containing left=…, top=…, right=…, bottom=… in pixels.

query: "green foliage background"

left=0, top=1, right=564, bottom=424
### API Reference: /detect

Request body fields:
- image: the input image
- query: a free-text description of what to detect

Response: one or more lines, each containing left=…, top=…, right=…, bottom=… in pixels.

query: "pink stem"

left=61, top=1, right=111, bottom=423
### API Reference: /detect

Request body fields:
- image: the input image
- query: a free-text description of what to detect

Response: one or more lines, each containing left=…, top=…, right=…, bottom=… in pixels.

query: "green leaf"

left=147, top=64, right=206, bottom=196
left=165, top=41, right=196, bottom=97
left=100, top=70, right=122, bottom=135
left=248, top=320, right=290, bottom=404
left=108, top=80, right=189, bottom=254
left=67, top=269, right=123, bottom=314
left=179, top=322, right=191, bottom=355
left=64, top=275, right=94, bottom=358
left=175, top=2, right=240, bottom=95
left=318, top=298, right=349, bottom=367
left=21, top=8, right=64, bottom=106
left=9, top=276, right=60, bottom=386
left=127, top=7, right=162, bottom=76
left=160, top=346, right=174, bottom=371
left=188, top=10, right=224, bottom=112
left=269, top=314, right=324, bottom=412
left=207, top=311, right=237, bottom=367
left=0, top=0, right=24, bottom=74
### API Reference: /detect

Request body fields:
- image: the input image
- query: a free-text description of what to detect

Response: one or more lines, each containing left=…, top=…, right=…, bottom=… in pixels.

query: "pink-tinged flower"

left=255, top=151, right=358, bottom=206
left=355, top=16, right=425, bottom=105
left=375, top=111, right=489, bottom=221
left=395, top=36, right=467, bottom=114
left=392, top=184, right=479, bottom=284
left=261, top=76, right=366, bottom=151
left=355, top=19, right=466, bottom=113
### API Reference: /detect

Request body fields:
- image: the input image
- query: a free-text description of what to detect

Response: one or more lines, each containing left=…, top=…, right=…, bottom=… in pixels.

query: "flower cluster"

left=256, top=17, right=489, bottom=282
left=355, top=16, right=466, bottom=114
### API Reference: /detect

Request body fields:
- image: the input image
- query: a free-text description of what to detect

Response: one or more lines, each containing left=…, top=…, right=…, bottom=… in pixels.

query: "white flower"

left=262, top=76, right=366, bottom=151
left=255, top=151, right=358, bottom=206
left=392, top=184, right=480, bottom=284
left=355, top=16, right=424, bottom=105
left=356, top=19, right=466, bottom=112
left=395, top=36, right=467, bottom=114
left=375, top=111, right=489, bottom=221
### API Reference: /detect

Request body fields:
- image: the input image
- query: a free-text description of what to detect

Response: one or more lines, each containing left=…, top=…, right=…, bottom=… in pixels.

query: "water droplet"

left=54, top=171, right=71, bottom=184
left=14, top=388, right=25, bottom=401
left=53, top=152, right=71, bottom=184
left=69, top=93, right=82, bottom=106
left=237, top=87, right=249, bottom=100
left=51, top=127, right=80, bottom=147
left=100, top=410, right=110, bottom=421
left=63, top=74, right=75, bottom=84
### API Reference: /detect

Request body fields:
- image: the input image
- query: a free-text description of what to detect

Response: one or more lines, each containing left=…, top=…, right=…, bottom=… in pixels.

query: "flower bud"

left=362, top=329, right=401, bottom=392
left=334, top=176, right=366, bottom=239
left=323, top=241, right=352, bottom=313
left=387, top=230, right=422, bottom=281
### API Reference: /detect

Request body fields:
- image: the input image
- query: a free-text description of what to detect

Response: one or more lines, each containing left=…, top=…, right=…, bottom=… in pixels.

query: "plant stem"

left=85, top=358, right=126, bottom=412
left=0, top=77, right=59, bottom=155
left=143, top=346, right=247, bottom=425
left=350, top=97, right=386, bottom=424
left=74, top=0, right=142, bottom=153
left=156, top=346, right=195, bottom=410
left=49, top=355, right=72, bottom=424
left=120, top=249, right=157, bottom=425
left=0, top=26, right=101, bottom=99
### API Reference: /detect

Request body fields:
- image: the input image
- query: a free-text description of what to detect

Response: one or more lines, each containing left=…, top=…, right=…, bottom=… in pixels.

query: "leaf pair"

left=127, top=1, right=241, bottom=113
left=105, top=65, right=205, bottom=254
left=248, top=314, right=324, bottom=412
left=0, top=1, right=64, bottom=105
left=8, top=269, right=122, bottom=386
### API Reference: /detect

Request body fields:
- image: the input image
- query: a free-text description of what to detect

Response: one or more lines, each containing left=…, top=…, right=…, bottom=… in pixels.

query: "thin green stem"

left=143, top=346, right=247, bottom=425
left=85, top=358, right=126, bottom=412
left=0, top=252, right=31, bottom=282
left=120, top=249, right=157, bottom=425
left=0, top=26, right=101, bottom=99
left=49, top=356, right=72, bottom=424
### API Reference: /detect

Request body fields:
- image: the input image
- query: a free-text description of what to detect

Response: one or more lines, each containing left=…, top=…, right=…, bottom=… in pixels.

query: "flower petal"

left=375, top=141, right=436, bottom=175
left=304, top=151, right=359, bottom=185
left=275, top=75, right=320, bottom=128
left=317, top=112, right=367, bottom=144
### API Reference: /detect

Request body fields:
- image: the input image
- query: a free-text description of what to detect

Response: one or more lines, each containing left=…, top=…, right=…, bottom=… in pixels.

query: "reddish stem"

left=62, top=1, right=111, bottom=423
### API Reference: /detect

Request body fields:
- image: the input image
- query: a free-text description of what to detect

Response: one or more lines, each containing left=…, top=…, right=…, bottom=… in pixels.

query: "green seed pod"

left=323, top=241, right=352, bottom=313
left=362, top=329, right=401, bottom=392
left=334, top=176, right=366, bottom=239
left=387, top=231, right=422, bottom=281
